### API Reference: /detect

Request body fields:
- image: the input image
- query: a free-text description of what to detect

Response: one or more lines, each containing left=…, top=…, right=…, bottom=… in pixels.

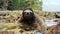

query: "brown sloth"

left=16, top=8, right=45, bottom=32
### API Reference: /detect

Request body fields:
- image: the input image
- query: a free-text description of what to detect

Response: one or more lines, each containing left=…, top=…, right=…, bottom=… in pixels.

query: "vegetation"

left=0, top=0, right=43, bottom=11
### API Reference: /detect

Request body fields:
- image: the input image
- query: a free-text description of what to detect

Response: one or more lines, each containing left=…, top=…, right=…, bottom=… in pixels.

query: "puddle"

left=44, top=19, right=59, bottom=27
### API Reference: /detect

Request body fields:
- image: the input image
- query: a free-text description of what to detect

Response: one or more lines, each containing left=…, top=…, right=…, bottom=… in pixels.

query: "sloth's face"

left=22, top=10, right=34, bottom=20
left=24, top=10, right=33, bottom=16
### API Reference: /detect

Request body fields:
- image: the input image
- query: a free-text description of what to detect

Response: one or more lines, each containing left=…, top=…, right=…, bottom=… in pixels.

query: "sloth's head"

left=22, top=8, right=35, bottom=20
left=19, top=8, right=36, bottom=25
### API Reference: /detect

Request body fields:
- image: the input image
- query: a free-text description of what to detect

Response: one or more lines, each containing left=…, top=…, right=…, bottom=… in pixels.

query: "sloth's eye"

left=26, top=13, right=29, bottom=15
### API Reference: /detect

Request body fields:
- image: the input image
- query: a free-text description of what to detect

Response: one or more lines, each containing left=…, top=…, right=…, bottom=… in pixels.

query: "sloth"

left=16, top=8, right=45, bottom=32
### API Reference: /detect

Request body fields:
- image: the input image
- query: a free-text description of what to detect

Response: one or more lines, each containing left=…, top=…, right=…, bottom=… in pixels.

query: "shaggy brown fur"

left=16, top=8, right=45, bottom=32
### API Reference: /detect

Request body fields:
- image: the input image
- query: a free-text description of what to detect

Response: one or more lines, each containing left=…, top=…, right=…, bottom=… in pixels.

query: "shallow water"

left=45, top=20, right=57, bottom=27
